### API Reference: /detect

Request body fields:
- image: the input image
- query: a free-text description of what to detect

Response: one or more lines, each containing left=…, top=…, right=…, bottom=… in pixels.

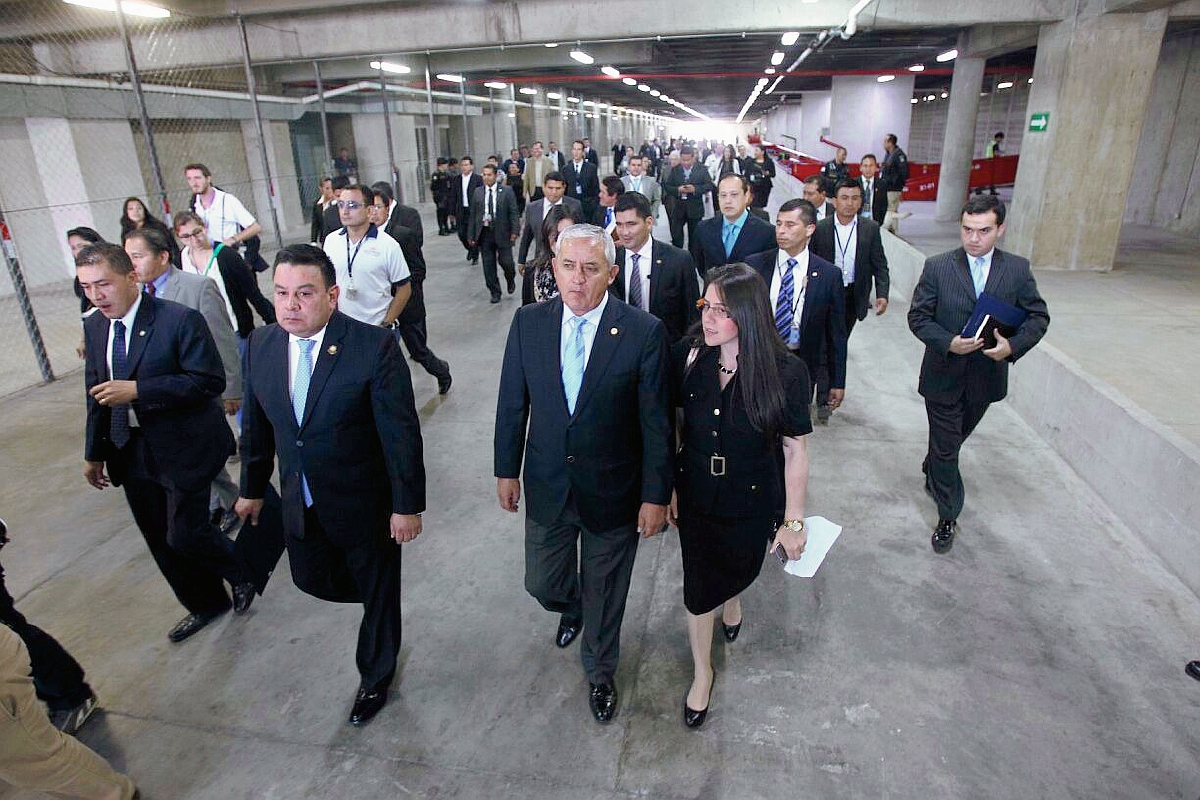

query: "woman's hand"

left=769, top=524, right=807, bottom=562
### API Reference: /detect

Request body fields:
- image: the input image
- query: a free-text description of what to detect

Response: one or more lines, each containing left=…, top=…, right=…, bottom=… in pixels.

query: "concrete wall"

left=799, top=92, right=832, bottom=159
left=908, top=76, right=1031, bottom=163
left=132, top=119, right=255, bottom=225
left=1123, top=28, right=1200, bottom=235
left=828, top=75, right=915, bottom=162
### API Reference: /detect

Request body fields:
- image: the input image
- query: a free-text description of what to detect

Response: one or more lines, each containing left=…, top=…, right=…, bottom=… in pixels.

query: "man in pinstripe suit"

left=907, top=195, right=1049, bottom=554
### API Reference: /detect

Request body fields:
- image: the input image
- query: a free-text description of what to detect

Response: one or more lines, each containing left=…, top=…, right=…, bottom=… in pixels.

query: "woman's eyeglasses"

left=696, top=298, right=730, bottom=319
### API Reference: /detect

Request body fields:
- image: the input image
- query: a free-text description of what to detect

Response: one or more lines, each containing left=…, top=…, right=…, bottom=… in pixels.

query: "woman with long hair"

left=120, top=197, right=180, bottom=267
left=668, top=263, right=812, bottom=729
left=523, top=204, right=583, bottom=305
left=745, top=144, right=776, bottom=210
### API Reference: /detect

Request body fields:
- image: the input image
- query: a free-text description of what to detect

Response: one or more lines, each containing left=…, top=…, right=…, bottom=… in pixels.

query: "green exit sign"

left=1029, top=112, right=1050, bottom=132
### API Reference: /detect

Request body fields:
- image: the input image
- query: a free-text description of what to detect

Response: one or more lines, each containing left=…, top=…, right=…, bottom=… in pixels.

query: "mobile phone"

left=773, top=542, right=787, bottom=564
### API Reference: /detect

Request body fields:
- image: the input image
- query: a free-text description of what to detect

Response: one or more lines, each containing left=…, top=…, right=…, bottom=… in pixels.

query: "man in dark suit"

left=77, top=243, right=256, bottom=644
left=662, top=146, right=714, bottom=261
left=546, top=141, right=566, bottom=171
left=236, top=245, right=425, bottom=727
left=456, top=157, right=484, bottom=264
left=468, top=163, right=521, bottom=303
left=310, top=176, right=335, bottom=244
left=745, top=199, right=847, bottom=413
left=562, top=140, right=601, bottom=224
left=582, top=137, right=600, bottom=166
left=810, top=179, right=890, bottom=421
left=591, top=175, right=624, bottom=234
left=802, top=175, right=836, bottom=223
left=319, top=176, right=348, bottom=242
left=370, top=182, right=452, bottom=394
left=694, top=174, right=777, bottom=280
left=907, top=195, right=1049, bottom=554
left=610, top=191, right=699, bottom=344
left=858, top=154, right=888, bottom=225
left=516, top=172, right=582, bottom=303
left=495, top=224, right=672, bottom=724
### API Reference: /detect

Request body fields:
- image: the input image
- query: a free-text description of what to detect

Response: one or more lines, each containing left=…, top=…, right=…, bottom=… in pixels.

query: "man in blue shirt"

left=693, top=174, right=776, bottom=280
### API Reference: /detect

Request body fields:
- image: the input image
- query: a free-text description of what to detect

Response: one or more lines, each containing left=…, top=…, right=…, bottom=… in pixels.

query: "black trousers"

left=924, top=396, right=990, bottom=521
left=436, top=206, right=451, bottom=232
left=817, top=285, right=859, bottom=405
left=395, top=320, right=450, bottom=380
left=290, top=506, right=402, bottom=691
left=0, top=566, right=91, bottom=711
left=479, top=236, right=515, bottom=298
left=524, top=497, right=639, bottom=686
left=117, top=433, right=237, bottom=616
left=457, top=208, right=476, bottom=259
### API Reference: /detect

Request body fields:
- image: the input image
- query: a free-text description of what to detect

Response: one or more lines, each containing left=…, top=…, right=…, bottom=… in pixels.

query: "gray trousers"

left=524, top=497, right=639, bottom=686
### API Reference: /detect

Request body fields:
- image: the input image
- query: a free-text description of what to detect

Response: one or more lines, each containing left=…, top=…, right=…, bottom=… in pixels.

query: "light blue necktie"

left=293, top=339, right=315, bottom=506
left=970, top=256, right=986, bottom=297
left=562, top=317, right=587, bottom=415
left=722, top=222, right=737, bottom=257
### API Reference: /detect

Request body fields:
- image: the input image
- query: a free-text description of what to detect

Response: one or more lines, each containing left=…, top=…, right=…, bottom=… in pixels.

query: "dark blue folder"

left=961, top=292, right=1027, bottom=346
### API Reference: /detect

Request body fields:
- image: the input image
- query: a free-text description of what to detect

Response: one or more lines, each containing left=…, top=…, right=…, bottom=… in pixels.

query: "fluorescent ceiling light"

left=649, top=89, right=661, bottom=97
left=436, top=73, right=463, bottom=83
left=569, top=50, right=594, bottom=65
left=908, top=64, right=925, bottom=72
left=601, top=66, right=621, bottom=78
left=508, top=112, right=516, bottom=118
left=546, top=91, right=562, bottom=100
left=637, top=84, right=650, bottom=92
left=765, top=75, right=784, bottom=94
left=371, top=61, right=411, bottom=74
left=566, top=96, right=580, bottom=103
left=622, top=77, right=637, bottom=86
left=940, top=91, right=949, bottom=98
left=771, top=51, right=785, bottom=66
left=877, top=74, right=895, bottom=83
left=910, top=98, right=918, bottom=104
left=545, top=42, right=559, bottom=48
left=757, top=77, right=769, bottom=86
left=937, top=49, right=958, bottom=62
left=484, top=81, right=507, bottom=90
left=519, top=87, right=538, bottom=95
left=996, top=81, right=1013, bottom=89
left=1028, top=77, right=1034, bottom=84
left=64, top=0, right=170, bottom=18
left=765, top=67, right=776, bottom=75
left=781, top=31, right=800, bottom=46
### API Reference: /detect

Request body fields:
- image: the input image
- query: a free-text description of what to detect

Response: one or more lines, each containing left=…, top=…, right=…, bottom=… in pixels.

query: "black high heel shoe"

left=683, top=681, right=713, bottom=729
left=722, top=619, right=742, bottom=642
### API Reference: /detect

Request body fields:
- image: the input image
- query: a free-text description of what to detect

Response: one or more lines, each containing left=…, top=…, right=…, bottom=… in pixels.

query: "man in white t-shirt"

left=185, top=163, right=262, bottom=249
left=322, top=184, right=411, bottom=328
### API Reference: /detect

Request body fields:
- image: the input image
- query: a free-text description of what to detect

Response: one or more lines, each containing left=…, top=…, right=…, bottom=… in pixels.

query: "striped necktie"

left=561, top=317, right=587, bottom=415
left=109, top=320, right=131, bottom=448
left=774, top=258, right=796, bottom=342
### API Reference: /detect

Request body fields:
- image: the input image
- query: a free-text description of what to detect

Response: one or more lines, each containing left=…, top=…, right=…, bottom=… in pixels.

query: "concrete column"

left=1007, top=9, right=1169, bottom=270
left=935, top=48, right=986, bottom=221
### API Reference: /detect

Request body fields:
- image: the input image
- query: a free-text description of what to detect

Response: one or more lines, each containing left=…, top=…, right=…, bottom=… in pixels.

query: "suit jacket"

left=456, top=172, right=483, bottom=210
left=811, top=215, right=890, bottom=320
left=388, top=203, right=423, bottom=249
left=240, top=311, right=425, bottom=541
left=662, top=164, right=714, bottom=221
left=157, top=267, right=242, bottom=401
left=546, top=149, right=566, bottom=170
left=744, top=249, right=848, bottom=389
left=908, top=247, right=1050, bottom=404
left=620, top=175, right=662, bottom=219
left=382, top=205, right=428, bottom=323
left=84, top=295, right=233, bottom=492
left=494, top=296, right=673, bottom=533
left=468, top=184, right=520, bottom=246
left=321, top=202, right=342, bottom=241
left=610, top=239, right=699, bottom=345
left=311, top=198, right=329, bottom=243
left=583, top=147, right=599, bottom=166
left=561, top=160, right=600, bottom=218
left=694, top=212, right=777, bottom=276
left=516, top=196, right=583, bottom=264
left=522, top=156, right=557, bottom=199
left=814, top=201, right=835, bottom=223
left=860, top=177, right=888, bottom=224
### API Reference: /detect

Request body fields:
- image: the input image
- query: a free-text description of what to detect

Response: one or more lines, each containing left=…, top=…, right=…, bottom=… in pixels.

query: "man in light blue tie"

left=620, top=156, right=662, bottom=219
left=495, top=224, right=672, bottom=724
left=694, top=174, right=777, bottom=280
left=908, top=195, right=1050, bottom=555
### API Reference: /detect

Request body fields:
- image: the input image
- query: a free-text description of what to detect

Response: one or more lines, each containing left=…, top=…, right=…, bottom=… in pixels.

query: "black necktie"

left=109, top=320, right=131, bottom=448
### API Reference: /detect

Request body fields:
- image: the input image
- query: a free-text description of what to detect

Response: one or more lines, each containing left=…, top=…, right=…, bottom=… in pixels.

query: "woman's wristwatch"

left=781, top=519, right=805, bottom=533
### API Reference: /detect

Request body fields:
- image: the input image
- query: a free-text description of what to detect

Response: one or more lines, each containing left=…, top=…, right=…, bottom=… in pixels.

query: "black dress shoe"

left=506, top=275, right=516, bottom=294
left=232, top=581, right=256, bottom=614
left=437, top=372, right=453, bottom=395
left=1186, top=661, right=1200, bottom=682
left=167, top=610, right=223, bottom=643
left=932, top=519, right=957, bottom=554
left=722, top=620, right=742, bottom=642
left=555, top=619, right=581, bottom=648
left=490, top=294, right=501, bottom=304
left=349, top=687, right=387, bottom=727
left=683, top=683, right=713, bottom=729
left=588, top=682, right=617, bottom=723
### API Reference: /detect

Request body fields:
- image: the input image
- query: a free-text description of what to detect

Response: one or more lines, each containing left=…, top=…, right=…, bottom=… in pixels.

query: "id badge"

left=345, top=278, right=357, bottom=298
left=575, top=183, right=582, bottom=195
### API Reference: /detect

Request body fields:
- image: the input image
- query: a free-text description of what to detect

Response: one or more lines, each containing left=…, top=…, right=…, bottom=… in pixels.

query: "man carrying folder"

left=907, top=195, right=1049, bottom=554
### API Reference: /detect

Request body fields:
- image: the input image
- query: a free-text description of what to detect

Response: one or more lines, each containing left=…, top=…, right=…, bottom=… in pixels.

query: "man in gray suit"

left=907, top=194, right=1049, bottom=554
left=468, top=163, right=521, bottom=303
left=620, top=155, right=661, bottom=220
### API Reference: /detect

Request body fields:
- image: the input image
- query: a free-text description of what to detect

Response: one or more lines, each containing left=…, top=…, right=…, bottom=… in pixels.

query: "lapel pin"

left=610, top=327, right=619, bottom=335
left=327, top=345, right=338, bottom=355
left=138, top=330, right=146, bottom=336
left=811, top=271, right=819, bottom=278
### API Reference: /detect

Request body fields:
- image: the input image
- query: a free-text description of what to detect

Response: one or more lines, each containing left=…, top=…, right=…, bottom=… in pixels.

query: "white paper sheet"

left=781, top=515, right=842, bottom=578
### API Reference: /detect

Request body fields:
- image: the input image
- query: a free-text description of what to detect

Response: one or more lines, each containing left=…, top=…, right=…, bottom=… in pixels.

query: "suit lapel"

left=797, top=254, right=822, bottom=334
left=983, top=249, right=1005, bottom=295
left=954, top=248, right=978, bottom=298
left=123, top=296, right=157, bottom=376
left=572, top=300, right=625, bottom=419
left=611, top=248, right=628, bottom=301
left=300, top=312, right=347, bottom=431
left=649, top=240, right=666, bottom=309
left=543, top=298, right=570, bottom=419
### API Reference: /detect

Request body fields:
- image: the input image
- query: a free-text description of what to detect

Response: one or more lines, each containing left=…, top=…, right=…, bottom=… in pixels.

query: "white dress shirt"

left=560, top=291, right=609, bottom=371
left=622, top=239, right=654, bottom=311
left=106, top=291, right=145, bottom=426
left=768, top=248, right=809, bottom=348
left=288, top=325, right=328, bottom=401
left=460, top=173, right=473, bottom=207
left=541, top=198, right=563, bottom=221
left=833, top=216, right=858, bottom=286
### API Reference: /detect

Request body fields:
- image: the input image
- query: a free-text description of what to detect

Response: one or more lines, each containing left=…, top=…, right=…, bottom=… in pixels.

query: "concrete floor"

left=3, top=207, right=1200, bottom=799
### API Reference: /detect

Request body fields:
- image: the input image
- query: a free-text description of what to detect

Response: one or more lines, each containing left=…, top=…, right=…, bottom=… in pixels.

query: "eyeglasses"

left=341, top=201, right=365, bottom=210
left=177, top=229, right=207, bottom=240
left=696, top=298, right=730, bottom=319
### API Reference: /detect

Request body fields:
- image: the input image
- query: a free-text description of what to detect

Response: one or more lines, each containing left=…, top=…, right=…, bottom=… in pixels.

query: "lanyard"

left=203, top=243, right=224, bottom=277
left=833, top=218, right=857, bottom=267
left=779, top=258, right=807, bottom=319
left=345, top=231, right=368, bottom=279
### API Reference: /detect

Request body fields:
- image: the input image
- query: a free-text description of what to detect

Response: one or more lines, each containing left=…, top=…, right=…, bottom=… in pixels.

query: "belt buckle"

left=710, top=455, right=726, bottom=477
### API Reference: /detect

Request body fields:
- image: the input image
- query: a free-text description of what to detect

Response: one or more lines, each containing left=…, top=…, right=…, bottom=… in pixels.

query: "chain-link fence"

left=0, top=4, right=576, bottom=397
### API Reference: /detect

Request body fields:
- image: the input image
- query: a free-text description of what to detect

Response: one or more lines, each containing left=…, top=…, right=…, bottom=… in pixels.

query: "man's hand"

left=983, top=330, right=1013, bottom=361
left=517, top=263, right=526, bottom=276
left=666, top=491, right=679, bottom=528
left=223, top=398, right=242, bottom=416
left=467, top=239, right=476, bottom=248
left=222, top=236, right=239, bottom=247
left=234, top=497, right=263, bottom=525
left=948, top=335, right=985, bottom=356
left=638, top=502, right=668, bottom=538
left=84, top=461, right=109, bottom=490
left=874, top=297, right=888, bottom=315
left=497, top=478, right=521, bottom=512
left=89, top=380, right=138, bottom=406
left=510, top=233, right=519, bottom=243
left=827, top=388, right=845, bottom=410
left=76, top=336, right=86, bottom=360
left=391, top=513, right=422, bottom=543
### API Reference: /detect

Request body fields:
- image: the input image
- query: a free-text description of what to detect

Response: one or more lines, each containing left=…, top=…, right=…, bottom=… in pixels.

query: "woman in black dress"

left=667, top=263, right=812, bottom=729
left=745, top=144, right=776, bottom=210
left=522, top=204, right=582, bottom=305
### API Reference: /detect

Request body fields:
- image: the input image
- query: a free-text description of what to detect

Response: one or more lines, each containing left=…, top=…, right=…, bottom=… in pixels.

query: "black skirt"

left=677, top=507, right=777, bottom=615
